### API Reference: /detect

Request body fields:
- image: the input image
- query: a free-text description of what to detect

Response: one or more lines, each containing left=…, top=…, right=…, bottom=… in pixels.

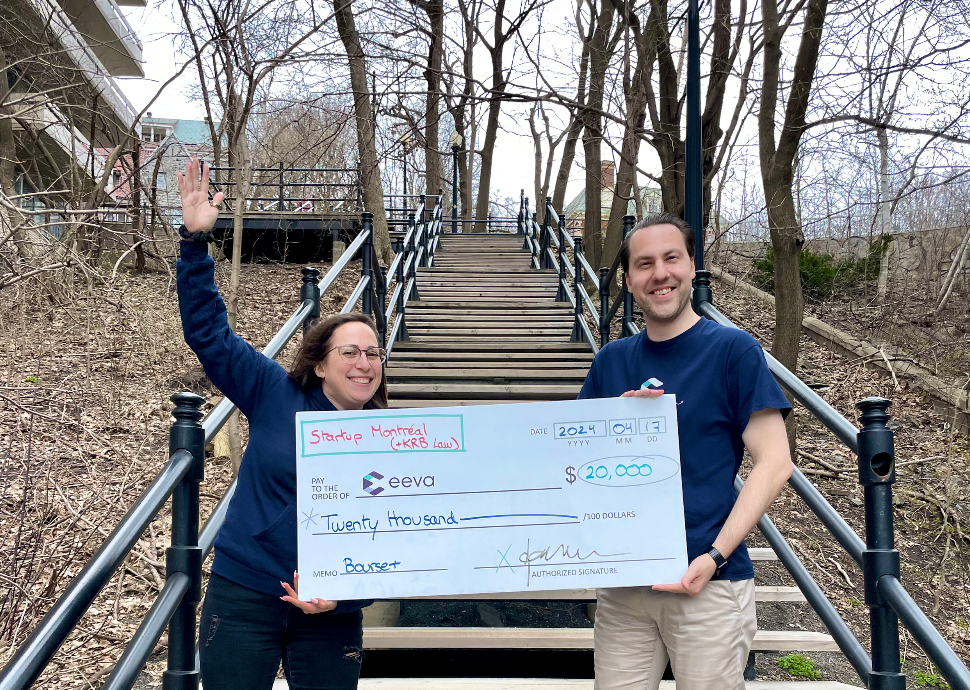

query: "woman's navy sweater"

left=177, top=240, right=370, bottom=613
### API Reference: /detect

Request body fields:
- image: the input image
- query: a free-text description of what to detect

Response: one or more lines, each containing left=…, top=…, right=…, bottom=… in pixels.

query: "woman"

left=176, top=156, right=382, bottom=690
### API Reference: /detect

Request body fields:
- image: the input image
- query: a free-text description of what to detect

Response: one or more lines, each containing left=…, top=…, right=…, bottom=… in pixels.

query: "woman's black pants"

left=199, top=574, right=363, bottom=690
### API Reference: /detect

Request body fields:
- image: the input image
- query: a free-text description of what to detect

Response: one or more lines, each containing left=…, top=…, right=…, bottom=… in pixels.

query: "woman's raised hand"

left=176, top=156, right=224, bottom=235
left=280, top=571, right=338, bottom=614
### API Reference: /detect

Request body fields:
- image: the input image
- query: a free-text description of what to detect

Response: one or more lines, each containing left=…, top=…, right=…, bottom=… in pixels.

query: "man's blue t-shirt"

left=578, top=317, right=791, bottom=581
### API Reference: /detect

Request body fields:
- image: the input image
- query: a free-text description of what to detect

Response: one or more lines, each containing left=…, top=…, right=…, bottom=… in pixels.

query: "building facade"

left=2, top=0, right=143, bottom=229
left=101, top=115, right=216, bottom=231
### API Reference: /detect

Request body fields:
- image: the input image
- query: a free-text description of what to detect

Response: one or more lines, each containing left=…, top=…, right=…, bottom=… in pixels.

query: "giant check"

left=295, top=396, right=687, bottom=601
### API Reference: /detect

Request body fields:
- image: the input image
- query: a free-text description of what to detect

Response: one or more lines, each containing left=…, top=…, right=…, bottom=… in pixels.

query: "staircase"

left=373, top=233, right=855, bottom=688
left=388, top=233, right=590, bottom=407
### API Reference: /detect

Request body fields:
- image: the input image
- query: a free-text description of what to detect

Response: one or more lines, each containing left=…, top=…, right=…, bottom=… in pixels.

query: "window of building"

left=156, top=173, right=167, bottom=190
left=112, top=170, right=122, bottom=189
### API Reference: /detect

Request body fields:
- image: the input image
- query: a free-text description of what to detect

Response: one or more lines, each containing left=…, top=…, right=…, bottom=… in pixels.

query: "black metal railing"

left=0, top=192, right=442, bottom=690
left=207, top=162, right=362, bottom=212
left=519, top=193, right=970, bottom=690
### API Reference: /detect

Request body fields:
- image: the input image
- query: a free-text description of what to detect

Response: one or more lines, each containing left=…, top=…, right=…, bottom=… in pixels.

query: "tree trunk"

left=335, top=0, right=393, bottom=262
left=551, top=37, right=591, bottom=212
left=759, top=0, right=829, bottom=449
left=875, top=126, right=892, bottom=304
left=131, top=137, right=147, bottom=272
left=473, top=0, right=510, bottom=232
left=418, top=0, right=445, bottom=198
left=581, top=0, right=615, bottom=270
left=602, top=15, right=649, bottom=274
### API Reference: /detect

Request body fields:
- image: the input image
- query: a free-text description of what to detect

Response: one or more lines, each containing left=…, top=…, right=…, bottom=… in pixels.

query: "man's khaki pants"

left=593, top=579, right=757, bottom=690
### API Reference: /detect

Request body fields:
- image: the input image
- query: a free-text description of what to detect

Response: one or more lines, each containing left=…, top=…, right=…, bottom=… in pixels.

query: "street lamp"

left=449, top=131, right=462, bottom=234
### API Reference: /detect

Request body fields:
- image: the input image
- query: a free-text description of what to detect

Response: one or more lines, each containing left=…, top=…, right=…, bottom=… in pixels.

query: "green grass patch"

left=914, top=670, right=950, bottom=689
left=777, top=654, right=822, bottom=680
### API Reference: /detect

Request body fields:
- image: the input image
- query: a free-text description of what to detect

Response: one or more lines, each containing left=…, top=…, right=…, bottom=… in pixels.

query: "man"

left=580, top=213, right=794, bottom=690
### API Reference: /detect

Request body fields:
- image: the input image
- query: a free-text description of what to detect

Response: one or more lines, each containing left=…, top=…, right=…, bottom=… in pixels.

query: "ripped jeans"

left=199, top=574, right=363, bottom=690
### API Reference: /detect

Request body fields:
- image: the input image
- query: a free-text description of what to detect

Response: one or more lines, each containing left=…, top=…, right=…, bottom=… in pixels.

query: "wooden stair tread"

left=360, top=627, right=838, bottom=652
left=388, top=383, right=582, bottom=398
left=387, top=368, right=589, bottom=379
left=342, top=681, right=859, bottom=690
left=407, top=303, right=574, bottom=310
left=388, top=360, right=592, bottom=368
left=400, top=585, right=804, bottom=602
left=389, top=352, right=592, bottom=360
left=749, top=547, right=778, bottom=561
left=405, top=329, right=573, bottom=336
left=392, top=342, right=592, bottom=352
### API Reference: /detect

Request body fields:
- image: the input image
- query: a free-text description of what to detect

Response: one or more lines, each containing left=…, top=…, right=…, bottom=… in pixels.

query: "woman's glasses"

left=326, top=344, right=387, bottom=364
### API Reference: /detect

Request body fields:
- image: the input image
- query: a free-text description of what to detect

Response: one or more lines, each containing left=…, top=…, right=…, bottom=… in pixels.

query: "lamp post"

left=449, top=132, right=462, bottom=234
left=400, top=131, right=412, bottom=200
left=686, top=0, right=712, bottom=311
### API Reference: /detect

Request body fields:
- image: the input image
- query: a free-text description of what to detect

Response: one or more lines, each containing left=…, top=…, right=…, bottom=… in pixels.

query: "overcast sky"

left=117, top=1, right=596, bottom=208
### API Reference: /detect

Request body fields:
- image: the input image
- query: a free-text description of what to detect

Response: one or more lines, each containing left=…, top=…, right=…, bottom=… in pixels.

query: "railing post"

left=361, top=212, right=374, bottom=316
left=622, top=215, right=635, bottom=335
left=856, top=397, right=905, bottom=690
left=407, top=216, right=419, bottom=301
left=522, top=197, right=532, bottom=251
left=451, top=143, right=460, bottom=234
left=393, top=238, right=409, bottom=341
left=163, top=392, right=205, bottom=690
left=556, top=217, right=567, bottom=301
left=571, top=236, right=585, bottom=342
left=278, top=161, right=285, bottom=211
left=693, top=267, right=713, bottom=313
left=599, top=267, right=610, bottom=347
left=300, top=267, right=321, bottom=334
left=541, top=198, right=553, bottom=269
left=420, top=194, right=429, bottom=267
left=518, top=190, right=525, bottom=235
left=376, top=266, right=388, bottom=346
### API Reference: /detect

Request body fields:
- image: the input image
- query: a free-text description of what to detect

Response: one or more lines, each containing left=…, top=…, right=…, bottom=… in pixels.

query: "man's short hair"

left=619, top=213, right=695, bottom=273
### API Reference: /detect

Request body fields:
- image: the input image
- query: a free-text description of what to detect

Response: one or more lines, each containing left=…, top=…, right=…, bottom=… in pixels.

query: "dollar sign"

left=565, top=466, right=576, bottom=484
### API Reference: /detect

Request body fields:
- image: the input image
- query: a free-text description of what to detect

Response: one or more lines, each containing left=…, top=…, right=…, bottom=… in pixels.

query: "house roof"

left=563, top=185, right=662, bottom=219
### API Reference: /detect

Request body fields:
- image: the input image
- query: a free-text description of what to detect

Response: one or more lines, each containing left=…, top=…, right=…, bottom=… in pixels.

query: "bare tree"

left=466, top=0, right=542, bottom=230
left=758, top=0, right=829, bottom=434
left=578, top=0, right=616, bottom=271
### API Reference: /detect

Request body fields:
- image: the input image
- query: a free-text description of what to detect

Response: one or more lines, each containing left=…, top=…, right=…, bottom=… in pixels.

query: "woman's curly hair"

left=288, top=312, right=388, bottom=409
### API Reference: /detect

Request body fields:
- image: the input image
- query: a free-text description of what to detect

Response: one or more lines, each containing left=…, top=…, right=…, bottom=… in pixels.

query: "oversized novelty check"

left=295, top=396, right=687, bottom=601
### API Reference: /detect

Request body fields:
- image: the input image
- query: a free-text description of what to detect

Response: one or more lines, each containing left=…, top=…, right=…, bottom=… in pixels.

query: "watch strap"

left=705, top=546, right=727, bottom=576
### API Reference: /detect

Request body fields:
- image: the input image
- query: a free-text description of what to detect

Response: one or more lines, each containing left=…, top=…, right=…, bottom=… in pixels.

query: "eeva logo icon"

left=362, top=471, right=384, bottom=496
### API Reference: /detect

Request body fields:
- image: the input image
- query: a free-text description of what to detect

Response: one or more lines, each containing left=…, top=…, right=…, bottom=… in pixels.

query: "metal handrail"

left=0, top=222, right=380, bottom=690
left=698, top=302, right=859, bottom=452
left=698, top=301, right=970, bottom=690
left=880, top=577, right=970, bottom=688
left=385, top=284, right=402, bottom=325
left=736, top=475, right=873, bottom=682
left=341, top=275, right=371, bottom=314
left=562, top=231, right=599, bottom=285
left=577, top=283, right=599, bottom=323
left=101, top=574, right=191, bottom=690
left=0, top=450, right=195, bottom=690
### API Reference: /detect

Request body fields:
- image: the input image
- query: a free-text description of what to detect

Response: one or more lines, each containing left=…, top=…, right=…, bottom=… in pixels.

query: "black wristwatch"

left=178, top=224, right=216, bottom=244
left=705, top=546, right=728, bottom=577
